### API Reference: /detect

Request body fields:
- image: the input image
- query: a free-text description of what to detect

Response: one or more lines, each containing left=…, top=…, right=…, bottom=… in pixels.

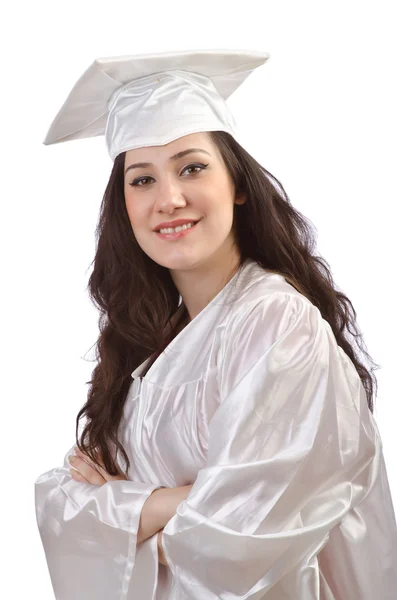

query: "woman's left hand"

left=68, top=446, right=127, bottom=486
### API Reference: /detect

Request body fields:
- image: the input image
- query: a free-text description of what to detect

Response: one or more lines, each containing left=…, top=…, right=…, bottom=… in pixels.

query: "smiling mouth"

left=155, top=220, right=201, bottom=238
left=155, top=220, right=200, bottom=233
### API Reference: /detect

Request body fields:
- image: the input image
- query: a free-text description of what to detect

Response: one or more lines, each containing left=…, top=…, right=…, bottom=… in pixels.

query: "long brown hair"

left=75, top=131, right=380, bottom=477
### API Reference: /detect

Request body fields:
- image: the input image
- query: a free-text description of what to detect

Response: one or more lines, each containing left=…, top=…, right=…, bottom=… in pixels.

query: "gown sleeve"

left=160, top=291, right=386, bottom=599
left=35, top=443, right=165, bottom=599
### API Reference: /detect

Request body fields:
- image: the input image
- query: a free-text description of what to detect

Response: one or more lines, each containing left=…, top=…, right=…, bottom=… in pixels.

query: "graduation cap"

left=43, top=48, right=270, bottom=160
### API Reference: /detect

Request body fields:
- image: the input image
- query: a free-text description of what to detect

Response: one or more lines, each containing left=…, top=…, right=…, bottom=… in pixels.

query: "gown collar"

left=130, top=259, right=255, bottom=383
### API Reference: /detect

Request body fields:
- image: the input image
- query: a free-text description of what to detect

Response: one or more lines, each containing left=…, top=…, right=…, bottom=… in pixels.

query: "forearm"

left=157, top=529, right=168, bottom=566
left=157, top=484, right=193, bottom=566
left=137, top=485, right=191, bottom=545
left=137, top=487, right=167, bottom=545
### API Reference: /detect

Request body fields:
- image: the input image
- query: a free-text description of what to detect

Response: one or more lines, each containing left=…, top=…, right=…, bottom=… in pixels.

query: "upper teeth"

left=159, top=221, right=196, bottom=234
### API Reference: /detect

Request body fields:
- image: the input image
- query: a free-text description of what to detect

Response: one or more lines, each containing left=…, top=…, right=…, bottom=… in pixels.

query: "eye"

left=130, top=176, right=153, bottom=187
left=129, top=163, right=209, bottom=187
left=182, top=163, right=209, bottom=176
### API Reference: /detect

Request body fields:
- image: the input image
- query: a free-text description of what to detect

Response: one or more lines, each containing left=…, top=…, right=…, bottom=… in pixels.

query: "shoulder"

left=223, top=260, right=321, bottom=341
left=229, top=259, right=313, bottom=312
left=220, top=289, right=323, bottom=359
left=217, top=274, right=329, bottom=397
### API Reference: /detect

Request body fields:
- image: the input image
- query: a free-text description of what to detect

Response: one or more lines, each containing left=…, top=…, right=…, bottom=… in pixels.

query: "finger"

left=75, top=447, right=124, bottom=481
left=70, top=467, right=89, bottom=483
left=75, top=446, right=107, bottom=471
left=74, top=447, right=107, bottom=476
left=75, top=446, right=96, bottom=463
left=68, top=455, right=106, bottom=486
left=74, top=459, right=105, bottom=485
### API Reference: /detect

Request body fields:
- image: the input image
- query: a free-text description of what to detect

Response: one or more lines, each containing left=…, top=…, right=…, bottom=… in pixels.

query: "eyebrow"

left=124, top=148, right=211, bottom=176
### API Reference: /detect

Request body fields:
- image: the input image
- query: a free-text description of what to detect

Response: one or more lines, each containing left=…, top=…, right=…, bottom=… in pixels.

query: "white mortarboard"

left=43, top=48, right=270, bottom=161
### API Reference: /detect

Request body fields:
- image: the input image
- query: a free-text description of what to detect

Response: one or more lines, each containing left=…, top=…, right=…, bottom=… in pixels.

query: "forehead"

left=124, top=131, right=215, bottom=164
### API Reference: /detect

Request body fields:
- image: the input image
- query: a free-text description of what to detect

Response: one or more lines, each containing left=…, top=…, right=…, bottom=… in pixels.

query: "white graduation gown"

left=35, top=258, right=397, bottom=599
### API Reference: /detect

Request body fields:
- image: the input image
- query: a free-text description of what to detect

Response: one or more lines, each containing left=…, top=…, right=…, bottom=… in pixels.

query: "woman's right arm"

left=35, top=443, right=169, bottom=599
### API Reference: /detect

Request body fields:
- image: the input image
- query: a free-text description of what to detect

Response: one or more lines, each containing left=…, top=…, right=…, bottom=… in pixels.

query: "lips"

left=155, top=220, right=199, bottom=233
left=155, top=219, right=201, bottom=239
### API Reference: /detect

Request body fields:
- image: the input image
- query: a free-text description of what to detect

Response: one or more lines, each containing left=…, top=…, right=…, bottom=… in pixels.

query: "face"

left=123, top=132, right=245, bottom=274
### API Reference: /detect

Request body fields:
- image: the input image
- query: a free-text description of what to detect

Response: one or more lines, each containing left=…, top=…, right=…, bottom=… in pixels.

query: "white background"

left=1, top=1, right=396, bottom=597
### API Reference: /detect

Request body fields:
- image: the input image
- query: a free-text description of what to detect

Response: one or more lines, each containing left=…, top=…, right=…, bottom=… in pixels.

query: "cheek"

left=125, top=201, right=134, bottom=222
left=201, top=181, right=233, bottom=213
left=207, top=192, right=235, bottom=228
left=125, top=195, right=144, bottom=226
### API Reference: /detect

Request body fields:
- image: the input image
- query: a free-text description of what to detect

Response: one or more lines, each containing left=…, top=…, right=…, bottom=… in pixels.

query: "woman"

left=35, top=49, right=397, bottom=599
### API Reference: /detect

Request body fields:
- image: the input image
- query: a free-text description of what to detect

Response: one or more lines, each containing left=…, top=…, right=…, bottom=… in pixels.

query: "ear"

left=234, top=193, right=247, bottom=206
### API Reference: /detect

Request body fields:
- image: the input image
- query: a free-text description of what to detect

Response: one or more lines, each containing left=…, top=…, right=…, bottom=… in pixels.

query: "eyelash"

left=129, top=163, right=209, bottom=187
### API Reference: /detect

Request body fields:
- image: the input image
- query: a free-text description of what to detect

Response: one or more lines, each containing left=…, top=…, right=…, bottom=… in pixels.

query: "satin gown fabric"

left=35, top=258, right=397, bottom=599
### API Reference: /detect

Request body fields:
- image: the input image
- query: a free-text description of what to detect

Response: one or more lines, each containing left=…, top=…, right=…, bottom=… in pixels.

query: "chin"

left=151, top=250, right=215, bottom=271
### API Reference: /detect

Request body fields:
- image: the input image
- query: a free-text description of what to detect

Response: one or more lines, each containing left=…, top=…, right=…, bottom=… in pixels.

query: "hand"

left=68, top=446, right=127, bottom=486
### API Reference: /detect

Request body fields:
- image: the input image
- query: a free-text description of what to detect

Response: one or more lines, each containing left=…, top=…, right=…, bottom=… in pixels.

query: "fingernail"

left=68, top=455, right=76, bottom=463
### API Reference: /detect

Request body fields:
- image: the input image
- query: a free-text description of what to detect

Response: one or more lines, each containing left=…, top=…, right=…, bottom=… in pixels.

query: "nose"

left=153, top=175, right=187, bottom=212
